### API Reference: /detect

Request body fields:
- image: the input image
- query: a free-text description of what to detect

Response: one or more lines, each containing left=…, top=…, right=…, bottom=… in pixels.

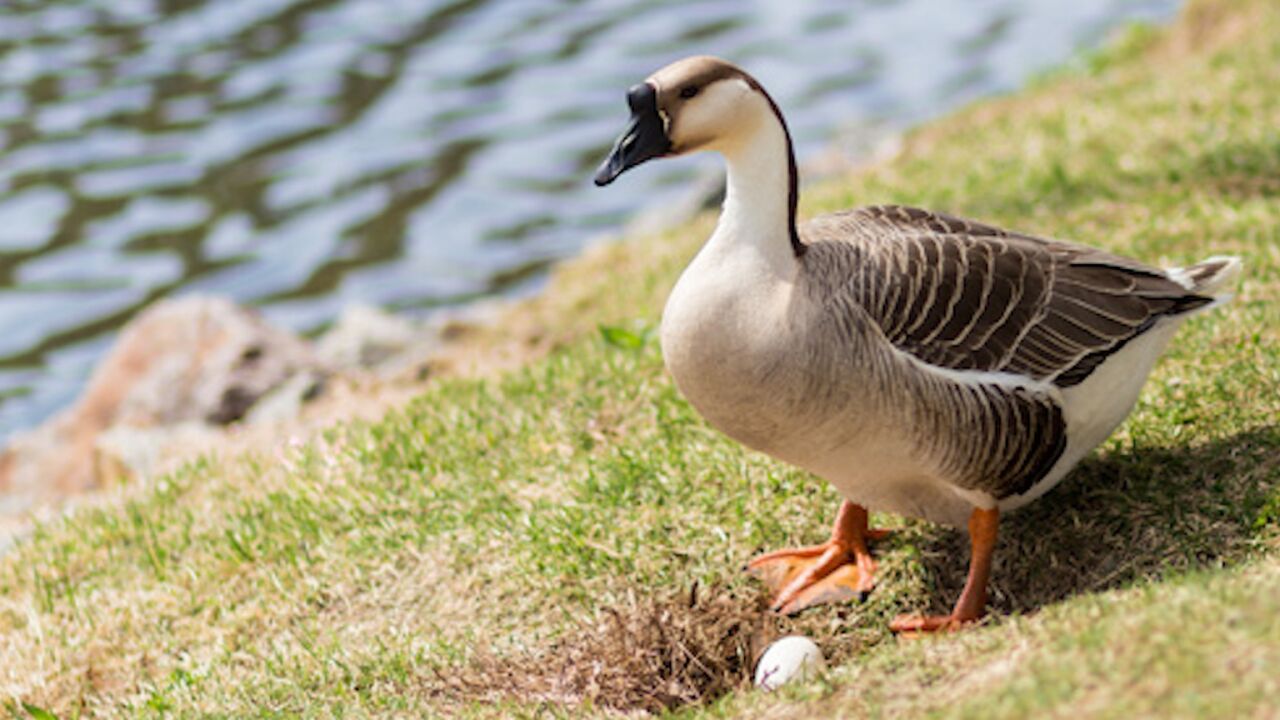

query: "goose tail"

left=1168, top=255, right=1243, bottom=308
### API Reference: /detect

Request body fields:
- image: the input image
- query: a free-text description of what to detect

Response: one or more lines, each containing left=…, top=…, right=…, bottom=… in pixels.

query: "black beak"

left=593, top=83, right=671, bottom=186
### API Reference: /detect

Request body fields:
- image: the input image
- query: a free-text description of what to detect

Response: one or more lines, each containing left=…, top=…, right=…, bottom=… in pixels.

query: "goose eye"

left=679, top=85, right=699, bottom=99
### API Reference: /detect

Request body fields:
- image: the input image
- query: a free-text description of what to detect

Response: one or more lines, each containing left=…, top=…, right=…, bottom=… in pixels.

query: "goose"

left=592, top=56, right=1241, bottom=633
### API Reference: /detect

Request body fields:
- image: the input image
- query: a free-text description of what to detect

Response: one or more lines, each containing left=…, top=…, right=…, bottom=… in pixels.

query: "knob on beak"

left=594, top=83, right=671, bottom=186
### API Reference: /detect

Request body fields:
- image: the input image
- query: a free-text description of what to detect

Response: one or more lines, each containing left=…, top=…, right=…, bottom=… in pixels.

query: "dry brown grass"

left=423, top=584, right=770, bottom=715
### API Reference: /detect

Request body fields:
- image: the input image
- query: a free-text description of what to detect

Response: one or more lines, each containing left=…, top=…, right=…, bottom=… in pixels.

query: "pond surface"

left=0, top=0, right=1179, bottom=442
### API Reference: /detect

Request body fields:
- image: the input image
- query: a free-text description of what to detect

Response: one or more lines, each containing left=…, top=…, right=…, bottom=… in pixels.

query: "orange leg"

left=891, top=506, right=999, bottom=635
left=747, top=501, right=890, bottom=615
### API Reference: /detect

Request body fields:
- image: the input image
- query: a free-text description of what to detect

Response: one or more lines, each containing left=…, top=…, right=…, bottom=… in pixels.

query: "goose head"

left=593, top=56, right=784, bottom=186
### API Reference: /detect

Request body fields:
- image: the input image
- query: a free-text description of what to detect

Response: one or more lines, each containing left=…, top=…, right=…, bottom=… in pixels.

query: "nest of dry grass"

left=425, top=583, right=774, bottom=714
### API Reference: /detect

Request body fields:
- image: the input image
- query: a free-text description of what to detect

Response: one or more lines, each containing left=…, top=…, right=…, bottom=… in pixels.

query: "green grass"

left=4, top=0, right=1280, bottom=716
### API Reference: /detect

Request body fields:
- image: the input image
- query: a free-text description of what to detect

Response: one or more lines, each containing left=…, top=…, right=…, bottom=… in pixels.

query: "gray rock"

left=0, top=295, right=320, bottom=499
left=94, top=421, right=221, bottom=486
left=244, top=370, right=328, bottom=426
left=316, top=304, right=428, bottom=371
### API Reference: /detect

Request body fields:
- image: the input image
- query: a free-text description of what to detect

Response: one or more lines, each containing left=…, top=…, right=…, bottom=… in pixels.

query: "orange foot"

left=888, top=612, right=979, bottom=636
left=890, top=506, right=999, bottom=638
left=747, top=501, right=889, bottom=615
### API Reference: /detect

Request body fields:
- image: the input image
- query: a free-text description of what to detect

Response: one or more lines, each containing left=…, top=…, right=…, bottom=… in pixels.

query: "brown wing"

left=803, top=205, right=1213, bottom=388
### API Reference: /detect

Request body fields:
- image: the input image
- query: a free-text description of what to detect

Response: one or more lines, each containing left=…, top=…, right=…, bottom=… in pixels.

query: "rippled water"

left=0, top=0, right=1179, bottom=441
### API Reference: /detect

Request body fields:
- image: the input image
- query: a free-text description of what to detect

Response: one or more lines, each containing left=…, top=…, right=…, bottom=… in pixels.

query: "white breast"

left=660, top=228, right=800, bottom=453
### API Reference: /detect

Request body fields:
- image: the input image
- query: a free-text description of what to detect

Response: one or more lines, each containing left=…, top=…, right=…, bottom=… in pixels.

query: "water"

left=0, top=0, right=1179, bottom=443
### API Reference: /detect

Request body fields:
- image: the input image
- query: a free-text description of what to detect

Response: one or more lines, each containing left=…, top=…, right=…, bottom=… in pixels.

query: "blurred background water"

left=0, top=0, right=1179, bottom=444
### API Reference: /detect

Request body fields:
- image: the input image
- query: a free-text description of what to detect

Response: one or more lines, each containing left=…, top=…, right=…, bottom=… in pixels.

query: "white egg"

left=753, top=635, right=826, bottom=690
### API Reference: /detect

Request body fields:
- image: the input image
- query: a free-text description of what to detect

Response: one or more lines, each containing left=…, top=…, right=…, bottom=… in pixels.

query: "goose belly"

left=801, top=431, right=979, bottom=527
left=670, top=367, right=975, bottom=524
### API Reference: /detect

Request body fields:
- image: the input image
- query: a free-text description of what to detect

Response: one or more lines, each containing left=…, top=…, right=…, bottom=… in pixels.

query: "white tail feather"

left=1167, top=255, right=1243, bottom=298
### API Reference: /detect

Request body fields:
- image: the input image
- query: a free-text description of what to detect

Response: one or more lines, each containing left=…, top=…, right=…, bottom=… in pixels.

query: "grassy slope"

left=3, top=0, right=1280, bottom=716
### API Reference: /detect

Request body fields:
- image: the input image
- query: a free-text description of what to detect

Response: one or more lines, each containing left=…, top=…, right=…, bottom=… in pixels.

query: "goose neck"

left=715, top=107, right=803, bottom=269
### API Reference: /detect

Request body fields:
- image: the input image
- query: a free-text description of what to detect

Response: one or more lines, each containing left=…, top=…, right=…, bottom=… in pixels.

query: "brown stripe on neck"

left=743, top=76, right=804, bottom=258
